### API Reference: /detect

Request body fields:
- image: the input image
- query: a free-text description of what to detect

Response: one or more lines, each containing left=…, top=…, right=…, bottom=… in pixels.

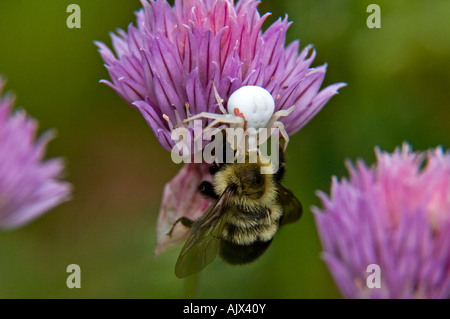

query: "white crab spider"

left=175, top=85, right=296, bottom=156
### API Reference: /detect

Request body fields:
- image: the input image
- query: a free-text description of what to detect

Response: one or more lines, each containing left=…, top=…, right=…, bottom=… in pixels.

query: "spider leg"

left=180, top=113, right=245, bottom=128
left=233, top=135, right=245, bottom=162
left=229, top=128, right=247, bottom=162
left=272, top=120, right=290, bottom=152
left=212, top=81, right=227, bottom=115
left=215, top=124, right=228, bottom=132
left=176, top=112, right=228, bottom=128
left=256, top=127, right=271, bottom=147
left=202, top=115, right=245, bottom=137
left=202, top=123, right=227, bottom=141
left=247, top=129, right=258, bottom=154
left=274, top=105, right=296, bottom=118
left=223, top=117, right=246, bottom=147
left=196, top=119, right=221, bottom=141
left=265, top=105, right=296, bottom=130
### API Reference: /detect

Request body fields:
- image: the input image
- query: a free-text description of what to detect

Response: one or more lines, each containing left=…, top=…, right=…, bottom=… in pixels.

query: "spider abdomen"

left=227, top=86, right=275, bottom=129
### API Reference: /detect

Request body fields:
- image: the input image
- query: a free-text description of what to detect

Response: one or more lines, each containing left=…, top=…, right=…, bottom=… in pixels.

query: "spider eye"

left=227, top=86, right=275, bottom=129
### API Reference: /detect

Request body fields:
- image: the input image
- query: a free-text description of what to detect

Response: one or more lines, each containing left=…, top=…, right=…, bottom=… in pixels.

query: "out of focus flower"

left=97, top=0, right=344, bottom=253
left=0, top=78, right=71, bottom=229
left=313, top=144, right=450, bottom=299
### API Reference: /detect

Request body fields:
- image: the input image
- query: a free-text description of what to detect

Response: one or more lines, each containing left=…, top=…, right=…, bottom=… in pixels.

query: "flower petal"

left=154, top=163, right=213, bottom=256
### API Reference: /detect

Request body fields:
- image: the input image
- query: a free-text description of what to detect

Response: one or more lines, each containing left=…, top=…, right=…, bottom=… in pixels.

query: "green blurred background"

left=0, top=0, right=449, bottom=298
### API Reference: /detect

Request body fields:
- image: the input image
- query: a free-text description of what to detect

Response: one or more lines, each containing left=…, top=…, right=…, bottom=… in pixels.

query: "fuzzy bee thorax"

left=213, top=159, right=279, bottom=209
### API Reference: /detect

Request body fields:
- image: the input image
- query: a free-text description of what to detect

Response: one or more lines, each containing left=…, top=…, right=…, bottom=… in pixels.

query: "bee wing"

left=175, top=189, right=233, bottom=278
left=278, top=185, right=303, bottom=226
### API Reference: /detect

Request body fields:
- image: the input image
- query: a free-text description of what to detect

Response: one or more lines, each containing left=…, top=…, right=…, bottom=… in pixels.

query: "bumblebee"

left=168, top=149, right=302, bottom=278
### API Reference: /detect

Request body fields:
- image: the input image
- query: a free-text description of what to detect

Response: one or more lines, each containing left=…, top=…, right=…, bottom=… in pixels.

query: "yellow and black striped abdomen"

left=218, top=204, right=282, bottom=264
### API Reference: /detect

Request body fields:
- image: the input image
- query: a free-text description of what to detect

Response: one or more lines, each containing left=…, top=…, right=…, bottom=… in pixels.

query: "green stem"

left=183, top=273, right=200, bottom=299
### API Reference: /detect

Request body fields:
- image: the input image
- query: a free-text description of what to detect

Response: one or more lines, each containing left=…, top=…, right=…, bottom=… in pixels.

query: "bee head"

left=237, top=164, right=265, bottom=199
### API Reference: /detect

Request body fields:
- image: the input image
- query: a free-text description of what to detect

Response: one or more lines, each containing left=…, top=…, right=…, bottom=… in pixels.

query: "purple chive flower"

left=0, top=78, right=71, bottom=229
left=97, top=0, right=345, bottom=151
left=97, top=0, right=344, bottom=253
left=313, top=144, right=450, bottom=299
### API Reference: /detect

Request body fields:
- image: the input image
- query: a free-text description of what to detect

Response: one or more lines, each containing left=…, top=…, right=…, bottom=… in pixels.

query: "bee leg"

left=209, top=162, right=220, bottom=175
left=198, top=181, right=219, bottom=200
left=274, top=162, right=285, bottom=182
left=274, top=145, right=286, bottom=182
left=166, top=217, right=194, bottom=237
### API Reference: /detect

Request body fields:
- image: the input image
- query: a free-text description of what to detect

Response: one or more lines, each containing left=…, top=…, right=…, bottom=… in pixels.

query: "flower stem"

left=183, top=273, right=200, bottom=299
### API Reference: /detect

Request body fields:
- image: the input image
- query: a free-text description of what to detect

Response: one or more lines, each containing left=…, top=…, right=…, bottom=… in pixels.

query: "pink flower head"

left=97, top=0, right=345, bottom=254
left=97, top=0, right=345, bottom=151
left=313, top=143, right=450, bottom=298
left=0, top=78, right=71, bottom=229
